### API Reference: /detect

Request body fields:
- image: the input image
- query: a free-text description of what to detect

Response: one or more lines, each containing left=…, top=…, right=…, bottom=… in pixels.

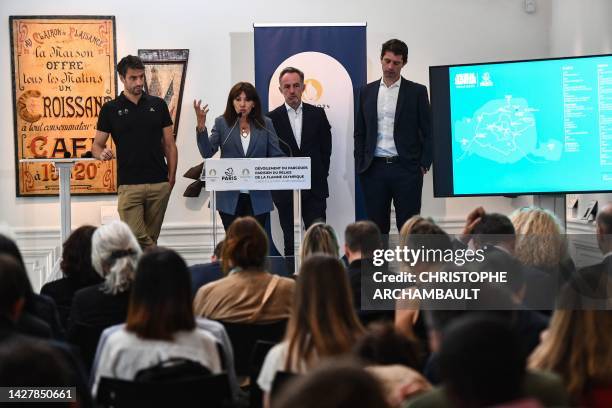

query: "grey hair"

left=91, top=221, right=141, bottom=295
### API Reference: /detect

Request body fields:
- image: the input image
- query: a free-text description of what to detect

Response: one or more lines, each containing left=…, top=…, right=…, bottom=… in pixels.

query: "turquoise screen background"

left=449, top=55, right=612, bottom=195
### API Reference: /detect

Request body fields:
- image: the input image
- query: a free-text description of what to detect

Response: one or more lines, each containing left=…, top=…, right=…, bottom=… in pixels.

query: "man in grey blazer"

left=194, top=82, right=285, bottom=230
left=354, top=39, right=433, bottom=236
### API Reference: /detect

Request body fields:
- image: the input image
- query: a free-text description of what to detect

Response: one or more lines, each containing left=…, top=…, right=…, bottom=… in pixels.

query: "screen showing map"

left=434, top=54, right=612, bottom=196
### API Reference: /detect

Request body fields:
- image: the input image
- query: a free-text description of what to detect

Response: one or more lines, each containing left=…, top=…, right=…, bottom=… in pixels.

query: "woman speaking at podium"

left=194, top=82, right=285, bottom=231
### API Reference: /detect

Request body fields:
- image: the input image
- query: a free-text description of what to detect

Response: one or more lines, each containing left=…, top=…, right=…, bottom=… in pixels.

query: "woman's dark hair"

left=223, top=82, right=265, bottom=129
left=126, top=248, right=195, bottom=340
left=60, top=225, right=101, bottom=286
left=0, top=338, right=74, bottom=389
left=221, top=217, right=268, bottom=273
left=353, top=322, right=421, bottom=368
left=0, top=234, right=33, bottom=294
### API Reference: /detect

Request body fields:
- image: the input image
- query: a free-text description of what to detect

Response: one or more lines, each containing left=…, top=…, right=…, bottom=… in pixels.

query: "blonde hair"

left=528, top=289, right=612, bottom=402
left=91, top=221, right=142, bottom=295
left=510, top=207, right=566, bottom=269
left=399, top=216, right=435, bottom=247
left=399, top=216, right=450, bottom=269
left=299, top=223, right=339, bottom=261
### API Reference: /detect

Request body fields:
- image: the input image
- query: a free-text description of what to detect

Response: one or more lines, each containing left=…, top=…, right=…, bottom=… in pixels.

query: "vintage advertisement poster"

left=10, top=16, right=117, bottom=196
left=138, top=49, right=189, bottom=139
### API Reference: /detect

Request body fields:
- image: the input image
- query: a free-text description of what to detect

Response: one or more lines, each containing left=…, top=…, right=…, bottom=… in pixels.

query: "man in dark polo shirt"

left=93, top=55, right=177, bottom=249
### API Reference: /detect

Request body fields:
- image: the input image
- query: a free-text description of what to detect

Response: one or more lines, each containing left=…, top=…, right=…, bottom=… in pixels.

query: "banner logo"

left=303, top=78, right=323, bottom=103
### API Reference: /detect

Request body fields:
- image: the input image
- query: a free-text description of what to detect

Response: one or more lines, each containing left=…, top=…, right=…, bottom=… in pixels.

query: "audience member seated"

left=573, top=203, right=612, bottom=306
left=41, top=225, right=102, bottom=329
left=353, top=322, right=431, bottom=406
left=193, top=216, right=294, bottom=323
left=419, top=282, right=550, bottom=385
left=394, top=217, right=453, bottom=349
left=473, top=250, right=549, bottom=355
left=406, top=311, right=568, bottom=407
left=299, top=222, right=340, bottom=264
left=67, top=221, right=141, bottom=372
left=0, top=254, right=93, bottom=406
left=273, top=359, right=391, bottom=408
left=529, top=285, right=612, bottom=407
left=0, top=234, right=63, bottom=338
left=0, top=338, right=82, bottom=407
left=438, top=316, right=535, bottom=407
left=189, top=239, right=224, bottom=298
left=0, top=254, right=30, bottom=341
left=407, top=315, right=568, bottom=408
left=92, top=315, right=241, bottom=401
left=258, top=254, right=365, bottom=407
left=92, top=248, right=222, bottom=396
left=344, top=220, right=389, bottom=324
left=511, top=206, right=576, bottom=288
left=68, top=221, right=141, bottom=332
left=468, top=211, right=556, bottom=309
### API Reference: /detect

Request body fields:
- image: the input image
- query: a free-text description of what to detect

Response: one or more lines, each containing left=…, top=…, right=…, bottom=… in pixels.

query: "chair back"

left=221, top=320, right=287, bottom=376
left=67, top=322, right=107, bottom=374
left=97, top=373, right=232, bottom=408
left=135, top=357, right=212, bottom=382
left=249, top=340, right=277, bottom=408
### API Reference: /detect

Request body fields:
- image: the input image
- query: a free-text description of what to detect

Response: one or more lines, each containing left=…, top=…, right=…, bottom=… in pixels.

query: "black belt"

left=373, top=156, right=400, bottom=164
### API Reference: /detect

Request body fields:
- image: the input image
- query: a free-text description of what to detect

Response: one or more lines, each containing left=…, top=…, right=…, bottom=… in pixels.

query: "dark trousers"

left=220, top=193, right=268, bottom=231
left=272, top=190, right=326, bottom=256
left=359, top=160, right=423, bottom=235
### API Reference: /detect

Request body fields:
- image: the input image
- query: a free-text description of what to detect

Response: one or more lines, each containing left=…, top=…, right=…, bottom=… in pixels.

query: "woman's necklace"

left=240, top=127, right=249, bottom=138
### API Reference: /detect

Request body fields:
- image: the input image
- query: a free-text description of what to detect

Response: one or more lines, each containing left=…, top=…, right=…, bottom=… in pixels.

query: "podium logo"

left=242, top=168, right=250, bottom=176
left=222, top=167, right=237, bottom=181
left=208, top=169, right=217, bottom=177
left=303, top=78, right=323, bottom=103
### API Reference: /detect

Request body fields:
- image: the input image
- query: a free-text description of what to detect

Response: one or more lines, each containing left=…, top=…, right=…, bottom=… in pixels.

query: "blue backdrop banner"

left=254, top=24, right=367, bottom=254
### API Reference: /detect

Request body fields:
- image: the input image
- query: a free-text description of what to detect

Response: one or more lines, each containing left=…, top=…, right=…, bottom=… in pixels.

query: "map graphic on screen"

left=431, top=54, right=612, bottom=196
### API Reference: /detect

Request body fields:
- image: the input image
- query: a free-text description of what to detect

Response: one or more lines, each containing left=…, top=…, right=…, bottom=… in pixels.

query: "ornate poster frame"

left=138, top=49, right=189, bottom=139
left=10, top=15, right=118, bottom=197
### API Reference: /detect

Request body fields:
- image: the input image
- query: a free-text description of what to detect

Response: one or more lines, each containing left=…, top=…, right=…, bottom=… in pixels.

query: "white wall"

left=550, top=0, right=612, bottom=220
left=0, top=0, right=557, bottom=283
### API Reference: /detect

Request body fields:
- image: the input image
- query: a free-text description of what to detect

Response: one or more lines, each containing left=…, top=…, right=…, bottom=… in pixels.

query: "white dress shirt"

left=375, top=77, right=401, bottom=157
left=285, top=102, right=303, bottom=147
left=240, top=131, right=250, bottom=193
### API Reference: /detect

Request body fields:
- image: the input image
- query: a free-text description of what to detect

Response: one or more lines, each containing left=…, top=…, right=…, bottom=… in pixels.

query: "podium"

left=19, top=158, right=97, bottom=245
left=202, top=157, right=311, bottom=264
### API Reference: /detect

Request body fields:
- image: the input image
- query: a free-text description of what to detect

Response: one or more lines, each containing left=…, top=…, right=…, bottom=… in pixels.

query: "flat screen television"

left=430, top=54, right=612, bottom=197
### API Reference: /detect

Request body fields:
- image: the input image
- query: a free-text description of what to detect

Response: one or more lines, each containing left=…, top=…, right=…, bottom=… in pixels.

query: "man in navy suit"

left=268, top=67, right=332, bottom=258
left=354, top=39, right=432, bottom=236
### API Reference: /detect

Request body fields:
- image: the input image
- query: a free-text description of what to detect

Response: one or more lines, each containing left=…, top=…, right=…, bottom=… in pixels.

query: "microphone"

left=221, top=112, right=242, bottom=147
left=255, top=118, right=293, bottom=157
